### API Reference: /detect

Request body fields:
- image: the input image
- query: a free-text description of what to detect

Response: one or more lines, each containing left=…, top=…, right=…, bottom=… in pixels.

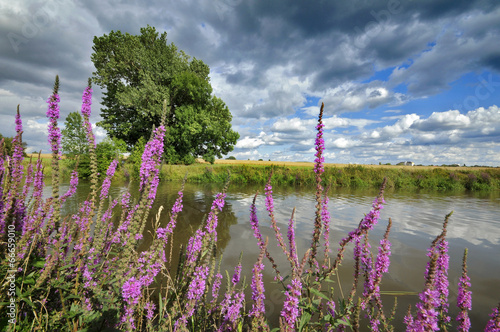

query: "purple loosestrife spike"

left=325, top=178, right=387, bottom=281
left=313, top=103, right=325, bottom=176
left=46, top=76, right=62, bottom=228
left=100, top=159, right=118, bottom=200
left=408, top=253, right=441, bottom=332
left=46, top=82, right=61, bottom=158
left=327, top=300, right=336, bottom=318
left=122, top=277, right=142, bottom=305
left=206, top=192, right=226, bottom=238
left=218, top=291, right=245, bottom=331
left=186, top=228, right=205, bottom=263
left=60, top=170, right=78, bottom=203
left=322, top=187, right=332, bottom=267
left=250, top=192, right=265, bottom=249
left=363, top=219, right=392, bottom=306
left=485, top=303, right=500, bottom=331
left=81, top=82, right=95, bottom=147
left=423, top=214, right=451, bottom=326
left=145, top=301, right=155, bottom=321
left=211, top=273, right=223, bottom=305
left=457, top=248, right=472, bottom=332
left=265, top=177, right=288, bottom=256
left=159, top=190, right=184, bottom=236
left=15, top=106, right=22, bottom=133
left=249, top=237, right=269, bottom=330
left=232, top=262, right=242, bottom=285
left=288, top=208, right=298, bottom=269
left=249, top=262, right=266, bottom=317
left=81, top=83, right=92, bottom=118
left=280, top=276, right=302, bottom=331
left=139, top=125, right=166, bottom=207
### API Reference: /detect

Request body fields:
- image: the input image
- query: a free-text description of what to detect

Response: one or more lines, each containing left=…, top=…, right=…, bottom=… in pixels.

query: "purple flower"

left=485, top=304, right=500, bottom=331
left=156, top=227, right=168, bottom=240
left=365, top=236, right=392, bottom=302
left=288, top=211, right=298, bottom=268
left=280, top=277, right=302, bottom=331
left=313, top=104, right=325, bottom=175
left=15, top=108, right=22, bottom=133
left=60, top=170, right=79, bottom=203
left=144, top=301, right=156, bottom=321
left=46, top=92, right=61, bottom=157
left=157, top=190, right=184, bottom=243
left=122, top=277, right=142, bottom=305
left=218, top=291, right=245, bottom=331
left=206, top=192, right=226, bottom=236
left=211, top=273, right=223, bottom=304
left=457, top=249, right=472, bottom=332
left=227, top=291, right=245, bottom=323
left=264, top=183, right=274, bottom=214
left=167, top=191, right=183, bottom=232
left=265, top=181, right=288, bottom=255
left=81, top=84, right=92, bottom=118
left=100, top=159, right=118, bottom=200
left=186, top=229, right=205, bottom=263
left=80, top=81, right=96, bottom=151
left=232, top=263, right=242, bottom=285
left=249, top=262, right=266, bottom=317
left=250, top=193, right=265, bottom=249
left=187, top=265, right=209, bottom=301
left=327, top=300, right=336, bottom=318
left=139, top=125, right=166, bottom=207
left=322, top=194, right=331, bottom=261
left=340, top=196, right=385, bottom=246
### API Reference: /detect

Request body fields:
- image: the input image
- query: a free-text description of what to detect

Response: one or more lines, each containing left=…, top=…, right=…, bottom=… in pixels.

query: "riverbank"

left=25, top=155, right=500, bottom=191
left=161, top=160, right=500, bottom=191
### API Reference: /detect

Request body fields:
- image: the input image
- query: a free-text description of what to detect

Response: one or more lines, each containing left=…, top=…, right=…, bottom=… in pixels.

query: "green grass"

left=24, top=157, right=500, bottom=191
left=159, top=163, right=500, bottom=191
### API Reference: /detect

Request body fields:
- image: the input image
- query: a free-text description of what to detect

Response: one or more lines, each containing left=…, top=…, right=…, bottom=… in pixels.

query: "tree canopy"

left=61, top=111, right=88, bottom=158
left=91, top=26, right=239, bottom=164
left=0, top=133, right=27, bottom=157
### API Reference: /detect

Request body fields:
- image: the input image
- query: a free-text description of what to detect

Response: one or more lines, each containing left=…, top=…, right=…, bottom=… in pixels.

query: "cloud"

left=321, top=81, right=406, bottom=113
left=1, top=0, right=500, bottom=165
left=412, top=110, right=470, bottom=131
left=388, top=8, right=500, bottom=97
left=271, top=118, right=315, bottom=133
left=235, top=136, right=265, bottom=149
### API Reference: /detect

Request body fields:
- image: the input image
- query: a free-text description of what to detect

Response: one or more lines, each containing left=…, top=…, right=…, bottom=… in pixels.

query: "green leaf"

left=380, top=290, right=418, bottom=296
left=309, top=288, right=330, bottom=301
left=337, top=318, right=352, bottom=327
left=299, top=310, right=312, bottom=331
left=32, top=259, right=46, bottom=268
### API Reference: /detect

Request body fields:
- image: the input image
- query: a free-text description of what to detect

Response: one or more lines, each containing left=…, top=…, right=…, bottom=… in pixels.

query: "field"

left=210, top=158, right=496, bottom=171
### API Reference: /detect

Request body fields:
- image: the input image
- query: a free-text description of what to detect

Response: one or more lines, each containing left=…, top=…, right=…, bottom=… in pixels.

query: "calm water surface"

left=59, top=180, right=500, bottom=329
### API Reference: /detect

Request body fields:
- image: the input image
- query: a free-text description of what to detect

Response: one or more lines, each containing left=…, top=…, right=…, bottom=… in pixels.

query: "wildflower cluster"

left=0, top=80, right=497, bottom=332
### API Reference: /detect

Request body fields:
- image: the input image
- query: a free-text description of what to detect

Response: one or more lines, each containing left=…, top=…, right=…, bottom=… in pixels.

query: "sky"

left=1, top=0, right=500, bottom=166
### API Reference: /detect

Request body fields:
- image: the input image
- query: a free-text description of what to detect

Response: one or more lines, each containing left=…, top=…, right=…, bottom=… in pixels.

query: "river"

left=58, top=179, right=500, bottom=329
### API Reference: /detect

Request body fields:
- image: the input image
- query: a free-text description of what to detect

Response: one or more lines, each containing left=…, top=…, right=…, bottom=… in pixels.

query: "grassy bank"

left=27, top=154, right=500, bottom=191
left=159, top=162, right=500, bottom=191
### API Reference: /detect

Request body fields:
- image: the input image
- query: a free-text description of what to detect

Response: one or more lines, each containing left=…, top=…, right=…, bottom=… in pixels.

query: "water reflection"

left=58, top=180, right=500, bottom=329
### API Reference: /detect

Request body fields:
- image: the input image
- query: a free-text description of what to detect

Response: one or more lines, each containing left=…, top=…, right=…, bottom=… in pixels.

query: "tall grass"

left=156, top=163, right=500, bottom=192
left=1, top=78, right=499, bottom=331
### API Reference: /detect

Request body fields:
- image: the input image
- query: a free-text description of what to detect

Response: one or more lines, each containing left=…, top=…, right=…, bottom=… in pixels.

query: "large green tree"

left=91, top=26, right=239, bottom=164
left=0, top=133, right=27, bottom=157
left=61, top=111, right=88, bottom=158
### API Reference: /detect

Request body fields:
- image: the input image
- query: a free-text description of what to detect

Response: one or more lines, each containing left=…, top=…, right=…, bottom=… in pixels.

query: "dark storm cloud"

left=1, top=0, right=500, bottom=158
